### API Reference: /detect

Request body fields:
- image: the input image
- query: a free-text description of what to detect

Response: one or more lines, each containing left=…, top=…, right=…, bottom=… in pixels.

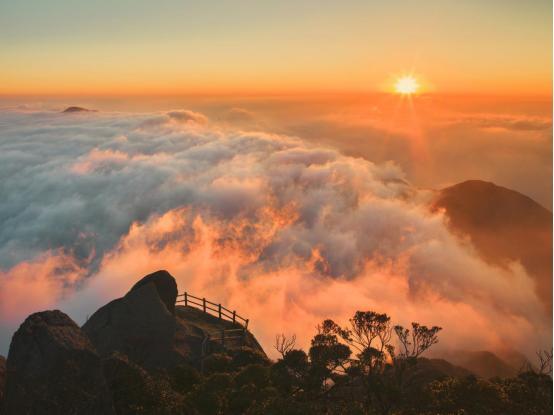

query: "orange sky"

left=0, top=0, right=551, bottom=96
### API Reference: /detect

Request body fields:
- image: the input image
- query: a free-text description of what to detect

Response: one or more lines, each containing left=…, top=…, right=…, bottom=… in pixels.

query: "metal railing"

left=175, top=292, right=249, bottom=329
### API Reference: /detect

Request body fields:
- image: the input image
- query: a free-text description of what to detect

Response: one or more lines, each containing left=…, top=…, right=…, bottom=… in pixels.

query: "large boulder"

left=129, top=270, right=178, bottom=314
left=82, top=270, right=183, bottom=370
left=83, top=270, right=267, bottom=371
left=2, top=310, right=114, bottom=414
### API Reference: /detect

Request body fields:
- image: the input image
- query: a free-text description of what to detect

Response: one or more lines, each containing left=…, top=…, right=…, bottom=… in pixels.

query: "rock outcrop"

left=3, top=310, right=114, bottom=414
left=2, top=270, right=267, bottom=413
left=82, top=271, right=181, bottom=370
left=82, top=270, right=266, bottom=371
left=129, top=270, right=178, bottom=314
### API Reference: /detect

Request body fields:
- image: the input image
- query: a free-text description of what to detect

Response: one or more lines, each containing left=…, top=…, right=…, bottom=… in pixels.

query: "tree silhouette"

left=273, top=333, right=297, bottom=358
left=321, top=311, right=393, bottom=354
left=394, top=322, right=442, bottom=359
left=309, top=332, right=351, bottom=370
left=536, top=349, right=553, bottom=376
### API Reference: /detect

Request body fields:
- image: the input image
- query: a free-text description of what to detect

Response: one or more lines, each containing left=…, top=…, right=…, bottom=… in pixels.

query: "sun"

left=394, top=76, right=419, bottom=95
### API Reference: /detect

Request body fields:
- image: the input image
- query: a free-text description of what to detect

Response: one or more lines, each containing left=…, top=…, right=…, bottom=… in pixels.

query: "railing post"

left=181, top=293, right=248, bottom=330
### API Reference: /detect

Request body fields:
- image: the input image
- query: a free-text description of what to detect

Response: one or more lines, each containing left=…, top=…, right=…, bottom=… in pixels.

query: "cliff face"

left=1, top=270, right=266, bottom=414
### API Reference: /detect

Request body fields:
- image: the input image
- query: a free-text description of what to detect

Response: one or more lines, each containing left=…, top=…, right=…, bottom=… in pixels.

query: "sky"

left=0, top=1, right=551, bottom=360
left=0, top=0, right=552, bottom=95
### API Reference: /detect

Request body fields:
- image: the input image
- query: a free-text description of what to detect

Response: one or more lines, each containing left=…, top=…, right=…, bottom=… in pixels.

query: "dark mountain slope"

left=440, top=350, right=518, bottom=379
left=433, top=180, right=552, bottom=312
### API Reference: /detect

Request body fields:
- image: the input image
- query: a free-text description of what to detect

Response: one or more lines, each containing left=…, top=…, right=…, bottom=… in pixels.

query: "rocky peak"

left=129, top=269, right=178, bottom=314
left=82, top=273, right=178, bottom=370
left=3, top=310, right=114, bottom=414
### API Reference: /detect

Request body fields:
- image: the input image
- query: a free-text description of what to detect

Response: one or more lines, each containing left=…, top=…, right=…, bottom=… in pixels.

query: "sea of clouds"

left=0, top=108, right=550, bottom=357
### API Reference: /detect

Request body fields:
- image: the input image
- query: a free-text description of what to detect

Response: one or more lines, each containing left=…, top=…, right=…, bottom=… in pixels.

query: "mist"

left=0, top=107, right=550, bottom=358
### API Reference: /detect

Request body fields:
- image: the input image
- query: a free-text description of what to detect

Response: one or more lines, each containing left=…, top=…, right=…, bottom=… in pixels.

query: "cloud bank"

left=240, top=98, right=552, bottom=209
left=0, top=108, right=549, bottom=357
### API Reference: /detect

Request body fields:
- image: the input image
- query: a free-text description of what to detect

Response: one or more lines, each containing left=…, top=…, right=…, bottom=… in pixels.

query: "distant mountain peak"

left=433, top=179, right=552, bottom=312
left=62, top=106, right=96, bottom=113
left=439, top=349, right=519, bottom=378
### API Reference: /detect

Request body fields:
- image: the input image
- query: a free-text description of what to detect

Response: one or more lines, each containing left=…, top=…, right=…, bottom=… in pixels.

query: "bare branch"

left=536, top=349, right=553, bottom=375
left=274, top=333, right=297, bottom=358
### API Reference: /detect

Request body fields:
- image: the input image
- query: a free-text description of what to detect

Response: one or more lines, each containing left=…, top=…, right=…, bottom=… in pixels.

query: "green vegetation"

left=115, top=310, right=553, bottom=414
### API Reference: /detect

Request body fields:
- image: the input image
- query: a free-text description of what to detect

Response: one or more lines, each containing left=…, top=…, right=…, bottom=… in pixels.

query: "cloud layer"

left=225, top=96, right=552, bottom=209
left=0, top=108, right=550, bottom=357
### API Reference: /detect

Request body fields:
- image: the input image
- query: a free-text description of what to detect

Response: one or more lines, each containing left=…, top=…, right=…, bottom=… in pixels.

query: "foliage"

left=170, top=364, right=201, bottom=395
left=202, top=353, right=233, bottom=375
left=126, top=310, right=551, bottom=415
left=102, top=352, right=185, bottom=414
left=229, top=347, right=269, bottom=370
